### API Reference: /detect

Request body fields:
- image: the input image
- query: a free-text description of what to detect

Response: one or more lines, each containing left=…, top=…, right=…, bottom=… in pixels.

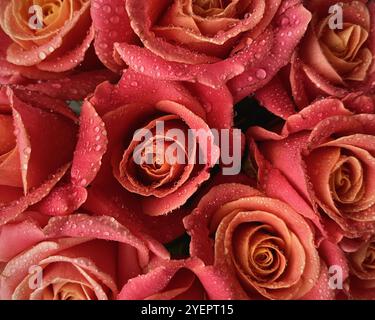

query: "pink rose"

left=92, top=0, right=311, bottom=96
left=347, top=237, right=375, bottom=299
left=268, top=0, right=375, bottom=110
left=0, top=86, right=78, bottom=224
left=248, top=98, right=375, bottom=241
left=0, top=83, right=115, bottom=225
left=184, top=182, right=344, bottom=299
left=85, top=69, right=233, bottom=218
left=0, top=0, right=94, bottom=79
left=0, top=213, right=168, bottom=300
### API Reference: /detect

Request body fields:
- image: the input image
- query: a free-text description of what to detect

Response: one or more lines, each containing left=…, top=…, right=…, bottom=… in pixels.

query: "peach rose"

left=347, top=237, right=375, bottom=299
left=0, top=213, right=168, bottom=300
left=291, top=0, right=375, bottom=108
left=248, top=98, right=375, bottom=241
left=92, top=0, right=311, bottom=97
left=0, top=0, right=94, bottom=79
left=184, top=183, right=339, bottom=300
left=85, top=69, right=235, bottom=218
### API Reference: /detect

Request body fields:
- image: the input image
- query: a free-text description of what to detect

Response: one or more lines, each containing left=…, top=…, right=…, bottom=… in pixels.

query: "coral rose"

left=0, top=213, right=168, bottom=300
left=0, top=0, right=95, bottom=79
left=86, top=69, right=234, bottom=217
left=92, top=0, right=311, bottom=96
left=184, top=182, right=341, bottom=299
left=347, top=237, right=375, bottom=299
left=0, top=85, right=78, bottom=224
left=119, top=258, right=235, bottom=300
left=248, top=98, right=375, bottom=241
left=291, top=0, right=375, bottom=108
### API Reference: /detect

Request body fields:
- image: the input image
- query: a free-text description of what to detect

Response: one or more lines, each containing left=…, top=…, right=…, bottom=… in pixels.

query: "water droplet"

left=280, top=17, right=290, bottom=27
left=110, top=16, right=120, bottom=24
left=103, top=5, right=112, bottom=13
left=100, top=43, right=108, bottom=49
left=51, top=83, right=62, bottom=89
left=95, top=145, right=102, bottom=152
left=109, top=31, right=118, bottom=38
left=256, top=69, right=267, bottom=80
left=39, top=52, right=47, bottom=60
left=205, top=103, right=212, bottom=113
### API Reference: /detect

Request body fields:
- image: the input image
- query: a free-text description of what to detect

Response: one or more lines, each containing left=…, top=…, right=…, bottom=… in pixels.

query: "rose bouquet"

left=0, top=0, right=374, bottom=300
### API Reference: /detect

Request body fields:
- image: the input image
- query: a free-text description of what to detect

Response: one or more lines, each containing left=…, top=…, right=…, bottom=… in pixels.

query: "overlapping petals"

left=248, top=98, right=375, bottom=241
left=289, top=0, right=375, bottom=108
left=347, top=237, right=375, bottom=299
left=0, top=0, right=96, bottom=79
left=92, top=0, right=311, bottom=94
left=86, top=69, right=233, bottom=219
left=118, top=258, right=235, bottom=300
left=0, top=86, right=78, bottom=224
left=0, top=0, right=374, bottom=302
left=0, top=213, right=169, bottom=300
left=184, top=183, right=335, bottom=300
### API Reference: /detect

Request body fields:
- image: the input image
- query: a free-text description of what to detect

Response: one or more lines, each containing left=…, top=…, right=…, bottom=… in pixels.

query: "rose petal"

left=0, top=163, right=70, bottom=225
left=24, top=70, right=119, bottom=101
left=91, top=0, right=137, bottom=71
left=0, top=217, right=44, bottom=262
left=229, top=3, right=312, bottom=102
left=71, top=100, right=108, bottom=188
left=33, top=184, right=87, bottom=216
left=118, top=258, right=236, bottom=300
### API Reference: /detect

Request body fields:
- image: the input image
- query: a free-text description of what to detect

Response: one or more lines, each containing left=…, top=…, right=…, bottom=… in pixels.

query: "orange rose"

left=348, top=238, right=375, bottom=299
left=290, top=0, right=375, bottom=108
left=0, top=0, right=95, bottom=80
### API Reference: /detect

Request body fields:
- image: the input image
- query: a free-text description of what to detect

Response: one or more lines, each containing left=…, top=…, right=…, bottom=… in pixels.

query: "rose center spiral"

left=330, top=155, right=364, bottom=204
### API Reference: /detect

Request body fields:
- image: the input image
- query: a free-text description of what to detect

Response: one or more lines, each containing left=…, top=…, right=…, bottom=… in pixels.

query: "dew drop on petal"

left=256, top=69, right=267, bottom=80
left=39, top=52, right=47, bottom=60
left=103, top=5, right=112, bottom=13
left=279, top=17, right=290, bottom=27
